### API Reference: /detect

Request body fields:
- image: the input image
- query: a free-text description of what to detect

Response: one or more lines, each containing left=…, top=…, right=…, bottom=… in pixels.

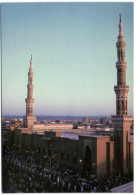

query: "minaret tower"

left=23, top=55, right=36, bottom=129
left=112, top=14, right=133, bottom=174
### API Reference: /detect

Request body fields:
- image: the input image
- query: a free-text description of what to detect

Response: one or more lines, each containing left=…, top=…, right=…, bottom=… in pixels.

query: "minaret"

left=112, top=15, right=133, bottom=174
left=23, top=55, right=36, bottom=129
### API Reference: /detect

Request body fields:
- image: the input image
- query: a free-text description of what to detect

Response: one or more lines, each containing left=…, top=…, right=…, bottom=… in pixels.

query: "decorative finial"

left=119, top=13, right=122, bottom=23
left=30, top=54, right=32, bottom=67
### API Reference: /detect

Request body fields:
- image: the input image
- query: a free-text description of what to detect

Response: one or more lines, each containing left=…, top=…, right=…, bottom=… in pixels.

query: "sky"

left=1, top=2, right=133, bottom=116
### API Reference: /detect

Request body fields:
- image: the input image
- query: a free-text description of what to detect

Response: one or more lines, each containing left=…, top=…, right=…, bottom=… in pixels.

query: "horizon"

left=2, top=114, right=112, bottom=121
left=2, top=2, right=133, bottom=116
left=2, top=114, right=111, bottom=117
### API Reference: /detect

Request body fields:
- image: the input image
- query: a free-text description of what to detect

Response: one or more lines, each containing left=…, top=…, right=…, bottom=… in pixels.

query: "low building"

left=98, top=116, right=109, bottom=125
left=32, top=123, right=74, bottom=134
left=14, top=128, right=115, bottom=176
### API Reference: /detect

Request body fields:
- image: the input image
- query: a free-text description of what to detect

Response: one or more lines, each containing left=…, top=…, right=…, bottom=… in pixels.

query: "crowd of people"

left=2, top=144, right=133, bottom=193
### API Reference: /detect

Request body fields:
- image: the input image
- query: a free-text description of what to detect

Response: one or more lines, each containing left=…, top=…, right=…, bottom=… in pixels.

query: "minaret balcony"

left=114, top=85, right=129, bottom=93
left=114, top=85, right=129, bottom=89
left=25, top=98, right=35, bottom=103
left=111, top=115, right=133, bottom=119
left=116, top=62, right=127, bottom=67
left=111, top=115, right=133, bottom=127
left=116, top=41, right=126, bottom=48
left=27, top=84, right=34, bottom=88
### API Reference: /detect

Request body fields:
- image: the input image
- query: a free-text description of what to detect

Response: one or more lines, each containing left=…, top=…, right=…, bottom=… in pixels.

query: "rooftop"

left=61, top=131, right=110, bottom=140
left=111, top=182, right=133, bottom=193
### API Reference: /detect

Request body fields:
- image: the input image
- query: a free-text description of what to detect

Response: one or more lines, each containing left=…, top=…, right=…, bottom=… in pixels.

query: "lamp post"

left=79, top=159, right=83, bottom=172
left=49, top=153, right=56, bottom=170
left=43, top=150, right=57, bottom=170
left=79, top=159, right=83, bottom=163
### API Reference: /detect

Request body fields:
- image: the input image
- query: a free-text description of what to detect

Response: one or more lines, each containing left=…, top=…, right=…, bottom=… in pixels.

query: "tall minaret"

left=115, top=14, right=128, bottom=116
left=112, top=15, right=133, bottom=174
left=23, top=55, right=36, bottom=129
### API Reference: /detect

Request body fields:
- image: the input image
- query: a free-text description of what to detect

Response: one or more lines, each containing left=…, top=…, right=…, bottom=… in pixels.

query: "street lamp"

left=44, top=151, right=57, bottom=170
left=49, top=154, right=56, bottom=170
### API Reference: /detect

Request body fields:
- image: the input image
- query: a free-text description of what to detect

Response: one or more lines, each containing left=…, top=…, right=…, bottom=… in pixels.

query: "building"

left=82, top=116, right=88, bottom=124
left=33, top=123, right=74, bottom=134
left=88, top=117, right=92, bottom=124
left=12, top=15, right=133, bottom=176
left=98, top=116, right=109, bottom=125
left=81, top=116, right=93, bottom=125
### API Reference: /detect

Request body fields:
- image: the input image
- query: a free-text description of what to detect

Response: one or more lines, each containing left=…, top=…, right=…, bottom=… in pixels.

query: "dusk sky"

left=2, top=2, right=133, bottom=116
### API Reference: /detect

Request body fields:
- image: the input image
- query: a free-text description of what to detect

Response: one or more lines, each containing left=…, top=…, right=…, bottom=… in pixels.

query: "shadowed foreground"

left=2, top=144, right=133, bottom=193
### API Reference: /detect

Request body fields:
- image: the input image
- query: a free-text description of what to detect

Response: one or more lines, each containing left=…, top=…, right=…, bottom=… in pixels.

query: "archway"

left=84, top=146, right=92, bottom=173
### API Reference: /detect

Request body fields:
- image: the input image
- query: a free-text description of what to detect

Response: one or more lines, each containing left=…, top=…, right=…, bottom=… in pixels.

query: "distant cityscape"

left=2, top=115, right=112, bottom=125
left=2, top=114, right=110, bottom=120
left=2, top=115, right=114, bottom=130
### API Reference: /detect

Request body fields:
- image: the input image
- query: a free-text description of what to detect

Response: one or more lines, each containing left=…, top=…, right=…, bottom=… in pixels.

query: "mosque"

left=13, top=15, right=133, bottom=176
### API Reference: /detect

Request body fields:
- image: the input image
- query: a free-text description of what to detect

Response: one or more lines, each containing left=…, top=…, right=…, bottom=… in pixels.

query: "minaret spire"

left=115, top=14, right=127, bottom=115
left=111, top=15, right=133, bottom=175
left=118, top=13, right=124, bottom=41
left=23, top=56, right=36, bottom=129
left=30, top=55, right=32, bottom=64
left=119, top=13, right=122, bottom=23
left=30, top=55, right=33, bottom=71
